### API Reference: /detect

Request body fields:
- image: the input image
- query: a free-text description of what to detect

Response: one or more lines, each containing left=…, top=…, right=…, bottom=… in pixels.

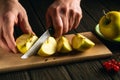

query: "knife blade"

left=21, top=27, right=54, bottom=59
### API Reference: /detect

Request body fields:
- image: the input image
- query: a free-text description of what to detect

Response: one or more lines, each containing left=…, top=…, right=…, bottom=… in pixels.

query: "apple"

left=99, top=11, right=120, bottom=41
left=72, top=33, right=95, bottom=51
left=16, top=34, right=38, bottom=54
left=56, top=36, right=72, bottom=53
left=37, top=37, right=57, bottom=56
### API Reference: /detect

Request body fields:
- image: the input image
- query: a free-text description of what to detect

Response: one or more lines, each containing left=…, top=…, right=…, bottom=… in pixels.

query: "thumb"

left=18, top=13, right=34, bottom=35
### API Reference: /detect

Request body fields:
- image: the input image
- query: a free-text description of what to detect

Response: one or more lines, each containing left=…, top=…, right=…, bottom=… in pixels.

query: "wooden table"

left=0, top=0, right=120, bottom=80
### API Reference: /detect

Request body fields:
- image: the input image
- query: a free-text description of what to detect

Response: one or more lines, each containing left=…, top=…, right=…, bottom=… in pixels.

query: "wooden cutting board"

left=0, top=32, right=112, bottom=73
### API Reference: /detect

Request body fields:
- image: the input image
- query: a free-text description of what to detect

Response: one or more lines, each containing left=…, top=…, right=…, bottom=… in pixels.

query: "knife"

left=21, top=27, right=54, bottom=59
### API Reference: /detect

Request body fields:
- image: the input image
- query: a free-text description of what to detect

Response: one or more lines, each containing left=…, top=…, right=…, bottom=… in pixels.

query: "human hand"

left=45, top=0, right=82, bottom=37
left=0, top=0, right=34, bottom=53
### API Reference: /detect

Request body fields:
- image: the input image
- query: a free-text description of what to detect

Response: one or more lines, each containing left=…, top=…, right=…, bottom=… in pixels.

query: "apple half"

left=37, top=37, right=57, bottom=56
left=56, top=36, right=72, bottom=53
left=72, top=33, right=95, bottom=51
left=16, top=34, right=38, bottom=54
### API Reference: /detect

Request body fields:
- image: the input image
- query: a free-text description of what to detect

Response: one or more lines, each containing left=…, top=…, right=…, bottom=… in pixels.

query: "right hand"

left=45, top=0, right=82, bottom=37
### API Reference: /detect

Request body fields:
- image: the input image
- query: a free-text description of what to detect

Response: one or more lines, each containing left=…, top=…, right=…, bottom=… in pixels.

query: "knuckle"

left=76, top=13, right=81, bottom=18
left=48, top=6, right=58, bottom=15
left=75, top=11, right=82, bottom=19
left=3, top=12, right=15, bottom=22
left=22, top=10, right=28, bottom=18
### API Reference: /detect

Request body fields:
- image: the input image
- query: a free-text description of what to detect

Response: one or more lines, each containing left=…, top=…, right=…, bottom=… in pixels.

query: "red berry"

left=103, top=62, right=112, bottom=70
left=117, top=62, right=120, bottom=67
left=113, top=65, right=120, bottom=72
left=102, top=59, right=120, bottom=72
left=113, top=61, right=118, bottom=65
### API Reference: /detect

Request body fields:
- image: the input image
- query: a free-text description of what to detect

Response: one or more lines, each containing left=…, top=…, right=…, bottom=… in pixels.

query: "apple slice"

left=57, top=36, right=72, bottom=53
left=37, top=37, right=57, bottom=56
left=16, top=34, right=38, bottom=54
left=72, top=33, right=95, bottom=51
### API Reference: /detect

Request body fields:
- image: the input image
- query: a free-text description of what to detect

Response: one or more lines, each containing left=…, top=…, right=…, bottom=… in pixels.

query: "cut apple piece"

left=37, top=37, right=57, bottom=56
left=72, top=33, right=95, bottom=51
left=57, top=36, right=72, bottom=53
left=16, top=34, right=38, bottom=54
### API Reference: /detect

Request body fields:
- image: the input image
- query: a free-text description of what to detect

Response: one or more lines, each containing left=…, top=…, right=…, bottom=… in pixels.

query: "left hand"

left=45, top=0, right=82, bottom=37
left=0, top=0, right=34, bottom=53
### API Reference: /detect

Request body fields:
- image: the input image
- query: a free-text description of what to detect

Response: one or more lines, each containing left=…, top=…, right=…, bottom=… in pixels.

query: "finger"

left=18, top=13, right=34, bottom=35
left=61, top=15, right=69, bottom=34
left=45, top=11, right=52, bottom=29
left=73, top=13, right=82, bottom=29
left=69, top=10, right=76, bottom=31
left=0, top=28, right=10, bottom=51
left=0, top=39, right=10, bottom=52
left=59, top=8, right=69, bottom=34
left=51, top=13, right=63, bottom=37
left=2, top=13, right=17, bottom=53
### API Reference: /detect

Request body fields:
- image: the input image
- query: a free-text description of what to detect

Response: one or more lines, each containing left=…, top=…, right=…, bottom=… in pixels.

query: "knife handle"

left=48, top=27, right=54, bottom=36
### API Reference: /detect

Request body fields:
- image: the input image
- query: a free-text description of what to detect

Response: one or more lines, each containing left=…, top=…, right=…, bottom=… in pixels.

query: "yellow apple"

left=37, top=37, right=57, bottom=56
left=72, top=33, right=95, bottom=51
left=99, top=11, right=120, bottom=41
left=56, top=36, right=72, bottom=53
left=16, top=34, right=38, bottom=54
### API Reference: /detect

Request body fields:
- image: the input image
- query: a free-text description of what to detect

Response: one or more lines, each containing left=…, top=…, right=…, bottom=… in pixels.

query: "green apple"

left=16, top=34, right=38, bottom=54
left=99, top=11, right=120, bottom=41
left=72, top=33, right=95, bottom=51
left=56, top=36, right=72, bottom=53
left=37, top=37, right=57, bottom=56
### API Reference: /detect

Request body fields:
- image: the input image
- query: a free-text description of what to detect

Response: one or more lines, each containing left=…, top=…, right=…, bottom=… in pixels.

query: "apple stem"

left=103, top=10, right=110, bottom=20
left=103, top=10, right=107, bottom=16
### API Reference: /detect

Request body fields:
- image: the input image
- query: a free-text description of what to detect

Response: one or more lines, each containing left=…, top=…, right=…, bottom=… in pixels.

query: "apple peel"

left=72, top=33, right=95, bottom=51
